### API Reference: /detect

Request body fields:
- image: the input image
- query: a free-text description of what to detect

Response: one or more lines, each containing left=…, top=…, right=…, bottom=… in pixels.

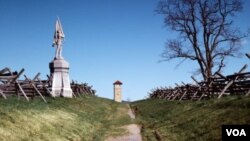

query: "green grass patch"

left=131, top=96, right=250, bottom=141
left=0, top=96, right=132, bottom=141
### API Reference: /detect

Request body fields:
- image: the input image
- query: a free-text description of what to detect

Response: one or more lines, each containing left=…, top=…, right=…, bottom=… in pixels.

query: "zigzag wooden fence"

left=0, top=67, right=96, bottom=102
left=71, top=81, right=96, bottom=97
left=149, top=54, right=250, bottom=101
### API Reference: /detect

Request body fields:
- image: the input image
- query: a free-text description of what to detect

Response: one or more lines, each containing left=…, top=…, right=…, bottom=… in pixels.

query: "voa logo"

left=226, top=129, right=246, bottom=136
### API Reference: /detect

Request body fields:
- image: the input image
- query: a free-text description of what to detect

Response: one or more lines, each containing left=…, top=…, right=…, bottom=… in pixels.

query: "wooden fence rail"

left=0, top=68, right=96, bottom=102
left=149, top=64, right=250, bottom=101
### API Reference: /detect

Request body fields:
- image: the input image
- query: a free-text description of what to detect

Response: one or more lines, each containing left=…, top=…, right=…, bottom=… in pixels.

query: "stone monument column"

left=113, top=80, right=122, bottom=102
left=49, top=17, right=72, bottom=98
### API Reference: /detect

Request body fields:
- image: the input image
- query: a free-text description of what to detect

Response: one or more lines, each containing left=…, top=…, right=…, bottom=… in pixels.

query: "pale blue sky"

left=0, top=0, right=249, bottom=101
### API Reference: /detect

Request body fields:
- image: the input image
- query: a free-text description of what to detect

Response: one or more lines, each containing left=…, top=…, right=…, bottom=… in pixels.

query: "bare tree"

left=157, top=0, right=248, bottom=81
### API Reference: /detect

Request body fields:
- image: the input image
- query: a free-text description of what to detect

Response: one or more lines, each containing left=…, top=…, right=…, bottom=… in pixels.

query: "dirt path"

left=127, top=107, right=135, bottom=119
left=105, top=105, right=142, bottom=141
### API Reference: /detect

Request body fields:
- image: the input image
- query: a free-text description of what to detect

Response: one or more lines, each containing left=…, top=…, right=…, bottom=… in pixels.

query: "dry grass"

left=0, top=96, right=132, bottom=141
left=131, top=96, right=250, bottom=141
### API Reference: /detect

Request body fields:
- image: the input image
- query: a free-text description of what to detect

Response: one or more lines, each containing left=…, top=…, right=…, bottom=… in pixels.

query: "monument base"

left=49, top=58, right=73, bottom=98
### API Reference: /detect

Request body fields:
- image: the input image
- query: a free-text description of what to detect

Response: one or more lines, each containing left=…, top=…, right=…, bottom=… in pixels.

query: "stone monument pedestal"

left=49, top=58, right=72, bottom=98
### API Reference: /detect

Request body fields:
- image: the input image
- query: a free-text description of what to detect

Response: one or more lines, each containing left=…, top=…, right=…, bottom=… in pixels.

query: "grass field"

left=0, top=96, right=132, bottom=141
left=131, top=96, right=250, bottom=141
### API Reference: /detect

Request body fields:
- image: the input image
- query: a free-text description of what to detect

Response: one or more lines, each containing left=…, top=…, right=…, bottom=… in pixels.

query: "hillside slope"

left=131, top=96, right=250, bottom=141
left=0, top=96, right=132, bottom=141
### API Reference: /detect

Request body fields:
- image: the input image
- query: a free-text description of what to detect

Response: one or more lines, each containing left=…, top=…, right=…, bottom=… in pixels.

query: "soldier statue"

left=52, top=17, right=64, bottom=59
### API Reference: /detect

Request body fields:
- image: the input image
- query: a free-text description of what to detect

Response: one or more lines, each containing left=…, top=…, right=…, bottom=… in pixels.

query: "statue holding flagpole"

left=49, top=17, right=72, bottom=98
left=53, top=17, right=65, bottom=59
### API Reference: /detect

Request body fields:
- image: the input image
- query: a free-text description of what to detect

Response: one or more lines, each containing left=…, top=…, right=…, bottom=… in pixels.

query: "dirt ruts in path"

left=105, top=105, right=142, bottom=141
left=127, top=106, right=135, bottom=119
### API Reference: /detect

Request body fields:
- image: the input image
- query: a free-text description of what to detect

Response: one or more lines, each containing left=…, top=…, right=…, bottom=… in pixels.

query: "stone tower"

left=113, top=80, right=122, bottom=102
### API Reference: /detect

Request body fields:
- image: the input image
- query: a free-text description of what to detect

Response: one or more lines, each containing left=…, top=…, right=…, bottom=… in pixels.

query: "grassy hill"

left=131, top=96, right=250, bottom=141
left=0, top=96, right=132, bottom=141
